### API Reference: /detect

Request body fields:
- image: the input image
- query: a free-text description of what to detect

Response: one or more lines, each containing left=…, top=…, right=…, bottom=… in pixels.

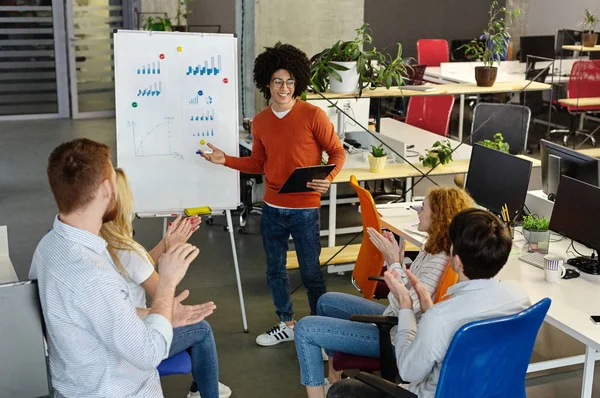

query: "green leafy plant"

left=370, top=144, right=387, bottom=158
left=460, top=1, right=521, bottom=68
left=309, top=23, right=409, bottom=95
left=175, top=0, right=192, bottom=27
left=142, top=16, right=172, bottom=31
left=478, top=133, right=510, bottom=153
left=580, top=9, right=599, bottom=32
left=419, top=140, right=454, bottom=168
left=522, top=215, right=550, bottom=232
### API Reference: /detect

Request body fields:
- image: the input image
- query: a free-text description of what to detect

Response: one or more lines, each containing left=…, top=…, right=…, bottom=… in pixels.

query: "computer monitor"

left=556, top=29, right=583, bottom=57
left=540, top=139, right=600, bottom=197
left=465, top=144, right=533, bottom=219
left=549, top=175, right=600, bottom=272
left=520, top=35, right=556, bottom=63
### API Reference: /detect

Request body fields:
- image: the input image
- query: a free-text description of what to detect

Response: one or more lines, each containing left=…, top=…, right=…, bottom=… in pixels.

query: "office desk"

left=0, top=226, right=17, bottom=284
left=426, top=60, right=577, bottom=85
left=306, top=81, right=551, bottom=142
left=558, top=97, right=600, bottom=107
left=379, top=204, right=600, bottom=398
left=562, top=45, right=600, bottom=52
left=579, top=147, right=600, bottom=158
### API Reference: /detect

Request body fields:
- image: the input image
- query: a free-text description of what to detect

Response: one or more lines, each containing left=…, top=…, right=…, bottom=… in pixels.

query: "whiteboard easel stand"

left=138, top=210, right=249, bottom=332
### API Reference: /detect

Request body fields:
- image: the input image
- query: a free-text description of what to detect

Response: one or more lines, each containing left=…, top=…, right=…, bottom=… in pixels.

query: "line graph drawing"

left=128, top=118, right=177, bottom=157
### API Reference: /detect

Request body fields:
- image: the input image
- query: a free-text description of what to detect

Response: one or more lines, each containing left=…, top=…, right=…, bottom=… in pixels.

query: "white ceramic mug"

left=544, top=255, right=566, bottom=283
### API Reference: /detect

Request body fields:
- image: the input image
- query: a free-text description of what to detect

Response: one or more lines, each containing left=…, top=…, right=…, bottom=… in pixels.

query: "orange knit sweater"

left=225, top=100, right=346, bottom=208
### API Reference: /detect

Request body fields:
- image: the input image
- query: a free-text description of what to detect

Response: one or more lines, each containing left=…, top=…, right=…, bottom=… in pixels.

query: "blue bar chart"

left=137, top=82, right=162, bottom=97
left=137, top=61, right=161, bottom=75
left=186, top=55, right=222, bottom=76
left=192, top=129, right=215, bottom=137
left=189, top=109, right=215, bottom=121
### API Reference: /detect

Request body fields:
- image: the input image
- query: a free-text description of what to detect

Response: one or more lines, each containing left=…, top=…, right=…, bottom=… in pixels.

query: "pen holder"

left=524, top=229, right=550, bottom=254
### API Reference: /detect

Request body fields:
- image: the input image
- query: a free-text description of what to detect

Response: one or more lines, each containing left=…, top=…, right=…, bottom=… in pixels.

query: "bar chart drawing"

left=189, top=109, right=215, bottom=121
left=137, top=61, right=161, bottom=74
left=186, top=55, right=222, bottom=76
left=128, top=118, right=175, bottom=157
left=137, top=82, right=162, bottom=97
left=189, top=95, right=200, bottom=105
left=192, top=129, right=215, bottom=137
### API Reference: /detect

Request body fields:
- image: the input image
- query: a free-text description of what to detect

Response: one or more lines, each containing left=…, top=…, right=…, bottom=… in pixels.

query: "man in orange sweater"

left=201, top=43, right=346, bottom=347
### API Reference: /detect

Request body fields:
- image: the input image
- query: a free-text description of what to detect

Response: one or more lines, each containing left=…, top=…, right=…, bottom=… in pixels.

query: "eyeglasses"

left=271, top=78, right=296, bottom=88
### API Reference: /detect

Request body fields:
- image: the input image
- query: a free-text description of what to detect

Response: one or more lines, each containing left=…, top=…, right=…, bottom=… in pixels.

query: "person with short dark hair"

left=30, top=139, right=213, bottom=397
left=329, top=208, right=531, bottom=398
left=201, top=43, right=346, bottom=347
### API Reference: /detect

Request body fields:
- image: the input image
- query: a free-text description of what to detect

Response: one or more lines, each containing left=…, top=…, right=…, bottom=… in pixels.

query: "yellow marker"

left=177, top=46, right=183, bottom=52
left=185, top=206, right=212, bottom=216
left=200, top=139, right=206, bottom=145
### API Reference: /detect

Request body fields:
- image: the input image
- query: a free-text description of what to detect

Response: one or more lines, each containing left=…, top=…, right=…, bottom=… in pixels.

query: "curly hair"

left=253, top=42, right=310, bottom=100
left=424, top=187, right=475, bottom=255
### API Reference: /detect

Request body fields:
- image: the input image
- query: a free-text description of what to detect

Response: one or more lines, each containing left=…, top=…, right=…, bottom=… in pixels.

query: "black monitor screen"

left=540, top=139, right=600, bottom=195
left=550, top=175, right=600, bottom=252
left=520, top=35, right=555, bottom=62
left=465, top=144, right=533, bottom=218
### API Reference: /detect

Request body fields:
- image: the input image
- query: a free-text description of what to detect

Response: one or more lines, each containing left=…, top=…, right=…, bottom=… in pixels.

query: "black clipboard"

left=278, top=164, right=336, bottom=194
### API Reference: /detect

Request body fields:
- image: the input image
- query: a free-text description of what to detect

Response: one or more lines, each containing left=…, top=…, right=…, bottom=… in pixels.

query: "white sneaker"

left=255, top=321, right=295, bottom=346
left=186, top=382, right=232, bottom=398
left=322, top=348, right=329, bottom=362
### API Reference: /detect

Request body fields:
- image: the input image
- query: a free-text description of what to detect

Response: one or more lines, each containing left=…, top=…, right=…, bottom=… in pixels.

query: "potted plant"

left=522, top=215, right=550, bottom=254
left=477, top=133, right=510, bottom=153
left=461, top=1, right=521, bottom=87
left=580, top=9, right=599, bottom=48
left=172, top=0, right=191, bottom=32
left=419, top=140, right=454, bottom=168
left=142, top=16, right=172, bottom=31
left=368, top=144, right=387, bottom=173
left=310, top=23, right=409, bottom=95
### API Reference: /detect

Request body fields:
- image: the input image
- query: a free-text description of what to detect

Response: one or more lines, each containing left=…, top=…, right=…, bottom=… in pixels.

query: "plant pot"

left=582, top=33, right=598, bottom=48
left=474, top=66, right=498, bottom=87
left=368, top=154, right=387, bottom=173
left=171, top=25, right=188, bottom=32
left=524, top=229, right=550, bottom=254
left=328, top=61, right=359, bottom=94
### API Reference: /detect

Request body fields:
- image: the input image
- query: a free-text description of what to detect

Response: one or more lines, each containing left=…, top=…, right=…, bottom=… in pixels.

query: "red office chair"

left=406, top=96, right=455, bottom=137
left=417, top=39, right=449, bottom=67
left=550, top=60, right=600, bottom=146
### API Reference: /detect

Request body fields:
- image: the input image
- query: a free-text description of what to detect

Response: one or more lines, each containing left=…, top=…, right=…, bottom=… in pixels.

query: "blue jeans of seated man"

left=260, top=203, right=325, bottom=321
left=169, top=320, right=219, bottom=398
left=295, top=292, right=388, bottom=387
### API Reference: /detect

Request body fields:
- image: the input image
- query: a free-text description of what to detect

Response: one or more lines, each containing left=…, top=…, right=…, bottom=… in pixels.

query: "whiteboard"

left=114, top=30, right=240, bottom=213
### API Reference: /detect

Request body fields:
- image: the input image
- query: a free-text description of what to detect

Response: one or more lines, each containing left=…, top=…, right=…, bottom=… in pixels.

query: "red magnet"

left=223, top=78, right=229, bottom=84
left=159, top=54, right=165, bottom=59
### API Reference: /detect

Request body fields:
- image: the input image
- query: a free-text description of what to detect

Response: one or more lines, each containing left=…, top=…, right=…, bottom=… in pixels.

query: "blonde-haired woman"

left=294, top=187, right=474, bottom=398
left=100, top=168, right=231, bottom=398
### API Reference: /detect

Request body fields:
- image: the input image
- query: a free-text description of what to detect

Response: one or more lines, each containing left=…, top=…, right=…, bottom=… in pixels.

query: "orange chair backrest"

left=349, top=175, right=385, bottom=300
left=433, top=260, right=458, bottom=303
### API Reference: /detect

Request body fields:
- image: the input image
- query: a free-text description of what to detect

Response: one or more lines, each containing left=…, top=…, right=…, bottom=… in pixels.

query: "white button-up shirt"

left=29, top=217, right=172, bottom=398
left=395, top=278, right=531, bottom=398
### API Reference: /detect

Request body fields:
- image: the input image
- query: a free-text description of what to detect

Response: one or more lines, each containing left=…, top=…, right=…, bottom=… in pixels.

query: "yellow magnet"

left=177, top=46, right=183, bottom=52
left=200, top=139, right=206, bottom=145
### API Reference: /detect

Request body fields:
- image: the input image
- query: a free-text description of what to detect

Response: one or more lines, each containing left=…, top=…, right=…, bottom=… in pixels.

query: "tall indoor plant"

left=461, top=1, right=521, bottom=87
left=172, top=0, right=191, bottom=32
left=310, top=24, right=409, bottom=95
left=580, top=9, right=599, bottom=48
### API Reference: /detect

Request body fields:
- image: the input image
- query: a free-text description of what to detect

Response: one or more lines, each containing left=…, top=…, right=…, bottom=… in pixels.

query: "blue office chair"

left=354, top=298, right=551, bottom=398
left=157, top=351, right=192, bottom=377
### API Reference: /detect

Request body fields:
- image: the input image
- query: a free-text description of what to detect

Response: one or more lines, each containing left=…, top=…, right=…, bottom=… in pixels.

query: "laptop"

left=0, top=280, right=50, bottom=397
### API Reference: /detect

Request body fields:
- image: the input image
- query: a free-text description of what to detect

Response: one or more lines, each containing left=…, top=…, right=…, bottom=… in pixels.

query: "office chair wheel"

left=237, top=226, right=245, bottom=234
left=205, top=217, right=214, bottom=225
left=223, top=225, right=229, bottom=232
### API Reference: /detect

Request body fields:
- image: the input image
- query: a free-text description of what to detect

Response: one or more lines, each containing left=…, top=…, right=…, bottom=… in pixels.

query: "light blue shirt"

left=395, top=278, right=531, bottom=398
left=29, top=217, right=172, bottom=398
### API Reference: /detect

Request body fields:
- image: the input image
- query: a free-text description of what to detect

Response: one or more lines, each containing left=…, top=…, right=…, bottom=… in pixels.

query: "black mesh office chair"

left=470, top=103, right=532, bottom=155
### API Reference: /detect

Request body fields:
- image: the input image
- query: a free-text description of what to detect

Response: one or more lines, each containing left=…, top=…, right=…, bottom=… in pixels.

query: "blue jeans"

left=169, top=321, right=219, bottom=398
left=295, top=292, right=387, bottom=387
left=261, top=204, right=325, bottom=321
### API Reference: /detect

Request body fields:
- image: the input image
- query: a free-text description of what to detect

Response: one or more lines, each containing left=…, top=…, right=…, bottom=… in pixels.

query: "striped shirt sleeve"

left=75, top=276, right=172, bottom=370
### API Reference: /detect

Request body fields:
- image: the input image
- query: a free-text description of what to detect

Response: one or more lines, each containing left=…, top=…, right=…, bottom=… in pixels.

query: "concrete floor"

left=1, top=116, right=599, bottom=397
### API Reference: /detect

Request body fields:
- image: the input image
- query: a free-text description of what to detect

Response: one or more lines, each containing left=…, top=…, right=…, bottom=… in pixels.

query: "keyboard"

left=518, top=251, right=546, bottom=269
